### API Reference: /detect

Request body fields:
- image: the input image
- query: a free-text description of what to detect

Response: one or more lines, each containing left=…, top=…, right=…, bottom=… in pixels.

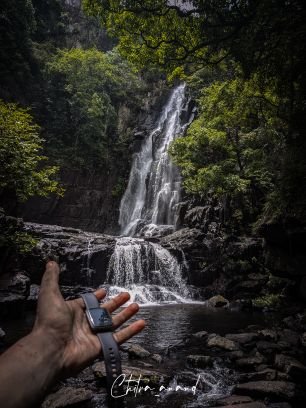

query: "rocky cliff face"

left=160, top=199, right=270, bottom=302
left=23, top=167, right=122, bottom=234
left=22, top=83, right=171, bottom=234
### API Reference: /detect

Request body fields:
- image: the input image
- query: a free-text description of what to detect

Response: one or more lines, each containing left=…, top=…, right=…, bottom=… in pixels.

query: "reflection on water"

left=1, top=302, right=273, bottom=407
left=124, top=303, right=269, bottom=353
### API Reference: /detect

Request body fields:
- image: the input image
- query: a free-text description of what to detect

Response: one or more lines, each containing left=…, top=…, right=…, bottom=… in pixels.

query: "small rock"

left=275, top=354, right=306, bottom=378
left=256, top=341, right=281, bottom=353
left=278, top=329, right=299, bottom=347
left=236, top=353, right=266, bottom=368
left=226, top=350, right=245, bottom=360
left=216, top=395, right=253, bottom=406
left=0, top=327, right=6, bottom=339
left=300, top=332, right=306, bottom=347
left=92, top=363, right=165, bottom=386
left=277, top=371, right=291, bottom=381
left=234, top=381, right=296, bottom=400
left=187, top=355, right=212, bottom=368
left=207, top=295, right=229, bottom=308
left=258, top=329, right=278, bottom=342
left=217, top=403, right=266, bottom=408
left=42, top=387, right=93, bottom=408
left=128, top=344, right=151, bottom=359
left=226, top=333, right=258, bottom=345
left=192, top=330, right=208, bottom=339
left=151, top=353, right=163, bottom=364
left=239, top=369, right=277, bottom=382
left=207, top=335, right=238, bottom=351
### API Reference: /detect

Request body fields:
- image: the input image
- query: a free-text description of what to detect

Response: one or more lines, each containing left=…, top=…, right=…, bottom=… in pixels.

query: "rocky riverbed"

left=1, top=221, right=306, bottom=407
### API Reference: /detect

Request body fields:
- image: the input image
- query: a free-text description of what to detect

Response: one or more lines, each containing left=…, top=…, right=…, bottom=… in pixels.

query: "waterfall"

left=106, top=237, right=191, bottom=304
left=119, top=84, right=187, bottom=236
left=106, top=84, right=194, bottom=305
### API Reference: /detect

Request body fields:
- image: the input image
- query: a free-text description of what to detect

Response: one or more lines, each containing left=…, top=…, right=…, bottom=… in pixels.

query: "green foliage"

left=0, top=100, right=63, bottom=202
left=84, top=0, right=306, bottom=224
left=253, top=293, right=282, bottom=310
left=44, top=48, right=144, bottom=169
left=169, top=71, right=287, bottom=227
left=0, top=0, right=36, bottom=100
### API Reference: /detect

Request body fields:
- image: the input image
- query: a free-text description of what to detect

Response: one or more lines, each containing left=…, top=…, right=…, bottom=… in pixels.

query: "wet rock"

left=207, top=295, right=229, bottom=308
left=0, top=271, right=30, bottom=317
left=236, top=353, right=267, bottom=368
left=151, top=353, right=163, bottom=364
left=258, top=329, right=278, bottom=342
left=234, top=381, right=296, bottom=400
left=239, top=369, right=277, bottom=382
left=207, top=335, right=239, bottom=351
left=92, top=362, right=166, bottom=386
left=256, top=365, right=269, bottom=372
left=275, top=354, right=306, bottom=378
left=0, top=327, right=6, bottom=339
left=216, top=395, right=254, bottom=406
left=217, top=402, right=266, bottom=408
left=23, top=222, right=116, bottom=287
left=160, top=227, right=204, bottom=251
left=256, top=341, right=281, bottom=353
left=0, top=293, right=27, bottom=318
left=191, top=330, right=208, bottom=340
left=128, top=344, right=151, bottom=359
left=278, top=329, right=299, bottom=347
left=277, top=372, right=291, bottom=381
left=187, top=355, right=212, bottom=368
left=226, top=333, right=258, bottom=345
left=282, top=316, right=296, bottom=331
left=225, top=350, right=245, bottom=360
left=300, top=332, right=306, bottom=347
left=42, top=386, right=93, bottom=408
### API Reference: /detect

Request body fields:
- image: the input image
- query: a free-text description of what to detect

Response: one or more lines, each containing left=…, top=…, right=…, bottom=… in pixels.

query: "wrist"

left=29, top=327, right=64, bottom=380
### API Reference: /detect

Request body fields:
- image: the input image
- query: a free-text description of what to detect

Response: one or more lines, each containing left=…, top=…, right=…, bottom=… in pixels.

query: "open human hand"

left=34, top=261, right=146, bottom=377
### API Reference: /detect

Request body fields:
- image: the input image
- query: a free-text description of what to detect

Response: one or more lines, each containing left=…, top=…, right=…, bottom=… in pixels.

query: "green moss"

left=253, top=293, right=282, bottom=309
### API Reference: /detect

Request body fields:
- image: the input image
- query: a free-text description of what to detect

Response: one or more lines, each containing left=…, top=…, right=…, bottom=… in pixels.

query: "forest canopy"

left=84, top=0, right=306, bottom=225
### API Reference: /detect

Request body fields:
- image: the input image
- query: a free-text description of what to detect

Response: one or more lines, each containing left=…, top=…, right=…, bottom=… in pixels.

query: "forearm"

left=0, top=328, right=63, bottom=408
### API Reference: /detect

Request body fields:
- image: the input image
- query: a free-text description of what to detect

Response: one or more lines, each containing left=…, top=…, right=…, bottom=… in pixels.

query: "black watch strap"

left=81, top=293, right=123, bottom=404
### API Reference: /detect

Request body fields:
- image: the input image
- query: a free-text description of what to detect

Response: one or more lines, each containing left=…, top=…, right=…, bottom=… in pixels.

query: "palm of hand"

left=33, top=262, right=145, bottom=377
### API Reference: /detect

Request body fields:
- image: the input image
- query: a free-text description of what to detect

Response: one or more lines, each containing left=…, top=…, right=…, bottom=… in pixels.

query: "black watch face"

left=86, top=308, right=113, bottom=331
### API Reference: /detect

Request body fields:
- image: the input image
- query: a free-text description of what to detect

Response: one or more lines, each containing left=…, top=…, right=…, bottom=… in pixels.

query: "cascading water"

left=106, top=84, right=194, bottom=304
left=106, top=237, right=191, bottom=304
left=119, top=84, right=188, bottom=236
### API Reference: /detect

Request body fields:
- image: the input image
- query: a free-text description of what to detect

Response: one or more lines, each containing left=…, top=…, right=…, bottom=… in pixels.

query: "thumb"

left=40, top=261, right=61, bottom=295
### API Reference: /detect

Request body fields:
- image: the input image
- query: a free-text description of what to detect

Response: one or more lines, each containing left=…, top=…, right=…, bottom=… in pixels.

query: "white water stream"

left=106, top=85, right=196, bottom=305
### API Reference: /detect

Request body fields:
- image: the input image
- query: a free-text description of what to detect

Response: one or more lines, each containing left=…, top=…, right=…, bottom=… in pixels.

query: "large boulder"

left=234, top=381, right=296, bottom=400
left=207, top=335, right=239, bottom=351
left=22, top=222, right=116, bottom=287
left=207, top=295, right=229, bottom=308
left=42, top=387, right=93, bottom=408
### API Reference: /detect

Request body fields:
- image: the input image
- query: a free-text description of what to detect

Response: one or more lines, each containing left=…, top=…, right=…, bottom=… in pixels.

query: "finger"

left=75, top=288, right=107, bottom=309
left=103, top=292, right=130, bottom=313
left=94, top=288, right=107, bottom=301
left=112, top=303, right=139, bottom=329
left=114, top=319, right=146, bottom=344
left=40, top=261, right=60, bottom=293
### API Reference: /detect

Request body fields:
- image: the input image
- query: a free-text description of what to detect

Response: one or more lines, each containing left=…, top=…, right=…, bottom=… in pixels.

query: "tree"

left=169, top=71, right=286, bottom=227
left=0, top=0, right=36, bottom=101
left=0, top=99, right=62, bottom=206
left=44, top=48, right=144, bottom=169
left=84, top=0, right=306, bottom=222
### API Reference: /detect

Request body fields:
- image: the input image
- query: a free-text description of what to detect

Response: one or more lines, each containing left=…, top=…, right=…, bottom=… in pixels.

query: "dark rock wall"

left=22, top=83, right=171, bottom=234
left=23, top=167, right=121, bottom=234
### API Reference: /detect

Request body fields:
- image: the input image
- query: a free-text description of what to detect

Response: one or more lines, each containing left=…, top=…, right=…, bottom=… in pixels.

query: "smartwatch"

left=81, top=293, right=123, bottom=402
